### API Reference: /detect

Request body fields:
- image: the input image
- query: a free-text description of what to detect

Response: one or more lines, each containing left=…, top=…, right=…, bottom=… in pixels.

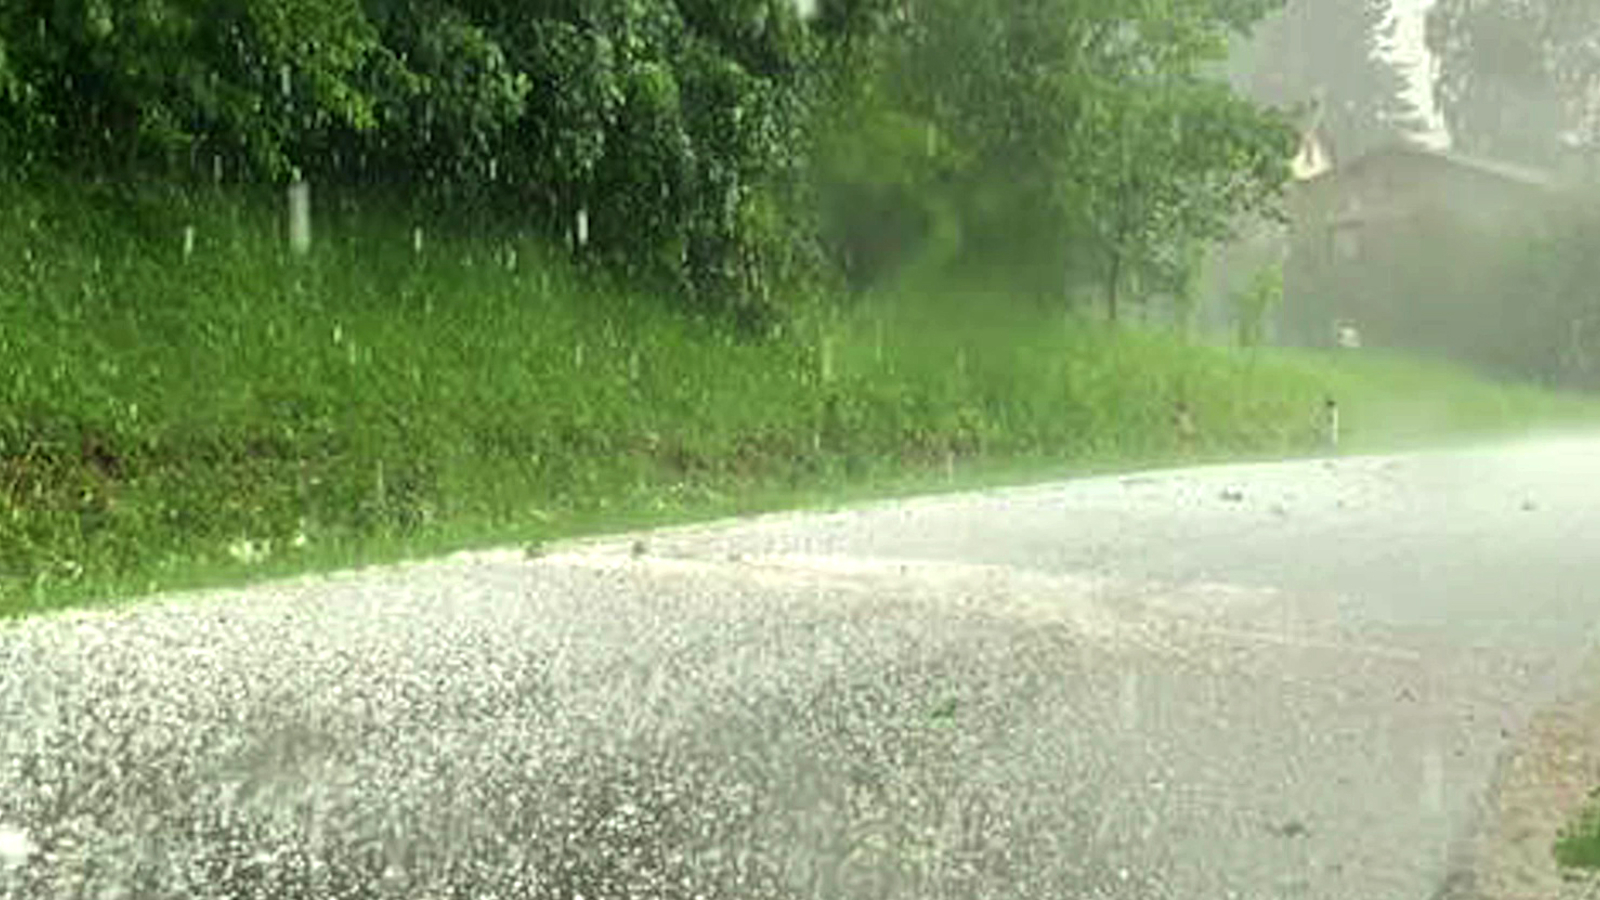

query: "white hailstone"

left=0, top=825, right=36, bottom=868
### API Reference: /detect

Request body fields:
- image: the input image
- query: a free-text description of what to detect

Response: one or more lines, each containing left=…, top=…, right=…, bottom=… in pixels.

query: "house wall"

left=1283, top=148, right=1558, bottom=368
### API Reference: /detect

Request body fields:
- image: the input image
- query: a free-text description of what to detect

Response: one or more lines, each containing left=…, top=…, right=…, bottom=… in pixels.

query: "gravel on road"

left=5, top=438, right=1600, bottom=899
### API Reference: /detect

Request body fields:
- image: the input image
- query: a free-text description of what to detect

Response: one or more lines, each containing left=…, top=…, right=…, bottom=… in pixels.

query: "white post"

left=575, top=207, right=589, bottom=250
left=287, top=168, right=311, bottom=256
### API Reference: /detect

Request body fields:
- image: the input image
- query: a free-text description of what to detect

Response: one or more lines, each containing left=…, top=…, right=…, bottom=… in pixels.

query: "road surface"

left=4, top=436, right=1600, bottom=899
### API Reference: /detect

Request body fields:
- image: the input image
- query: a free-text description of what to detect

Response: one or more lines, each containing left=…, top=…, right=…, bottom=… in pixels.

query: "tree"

left=0, top=0, right=1298, bottom=330
left=348, top=1, right=530, bottom=186
left=0, top=0, right=390, bottom=177
left=1230, top=0, right=1426, bottom=162
left=1427, top=0, right=1600, bottom=166
left=486, top=0, right=828, bottom=314
left=811, top=0, right=1294, bottom=316
left=1071, top=75, right=1293, bottom=321
left=0, top=0, right=840, bottom=319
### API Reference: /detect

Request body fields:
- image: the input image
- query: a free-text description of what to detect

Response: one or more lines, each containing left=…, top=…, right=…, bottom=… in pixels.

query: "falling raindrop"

left=413, top=226, right=425, bottom=255
left=1421, top=746, right=1443, bottom=815
left=280, top=63, right=292, bottom=98
left=1119, top=671, right=1140, bottom=730
left=576, top=207, right=590, bottom=249
left=0, top=824, right=35, bottom=869
left=182, top=225, right=196, bottom=260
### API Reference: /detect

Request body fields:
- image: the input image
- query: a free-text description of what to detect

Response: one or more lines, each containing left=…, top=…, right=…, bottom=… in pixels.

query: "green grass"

left=4, top=176, right=1600, bottom=618
left=1557, top=798, right=1600, bottom=871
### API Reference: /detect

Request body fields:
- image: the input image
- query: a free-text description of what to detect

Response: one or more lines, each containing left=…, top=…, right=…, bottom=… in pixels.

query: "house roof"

left=1300, top=141, right=1559, bottom=191
left=1291, top=128, right=1332, bottom=181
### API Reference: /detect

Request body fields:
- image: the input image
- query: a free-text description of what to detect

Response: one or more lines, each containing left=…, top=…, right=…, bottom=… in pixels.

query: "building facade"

left=1283, top=142, right=1565, bottom=374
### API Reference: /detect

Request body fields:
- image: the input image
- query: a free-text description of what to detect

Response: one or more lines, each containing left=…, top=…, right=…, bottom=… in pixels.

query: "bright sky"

left=1380, top=0, right=1451, bottom=147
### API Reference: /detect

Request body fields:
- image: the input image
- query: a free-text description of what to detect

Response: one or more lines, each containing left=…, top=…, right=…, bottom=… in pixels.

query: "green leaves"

left=809, top=0, right=1291, bottom=310
left=0, top=0, right=1297, bottom=327
left=0, top=0, right=391, bottom=176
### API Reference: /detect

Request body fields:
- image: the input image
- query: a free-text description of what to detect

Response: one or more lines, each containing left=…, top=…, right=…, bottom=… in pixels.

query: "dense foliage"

left=0, top=0, right=1295, bottom=321
left=1231, top=0, right=1425, bottom=162
left=814, top=0, right=1296, bottom=314
left=1420, top=0, right=1600, bottom=385
left=1463, top=194, right=1600, bottom=387
left=1427, top=0, right=1600, bottom=166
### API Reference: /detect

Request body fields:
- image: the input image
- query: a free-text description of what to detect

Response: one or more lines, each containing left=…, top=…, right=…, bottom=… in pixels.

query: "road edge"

left=1434, top=655, right=1600, bottom=900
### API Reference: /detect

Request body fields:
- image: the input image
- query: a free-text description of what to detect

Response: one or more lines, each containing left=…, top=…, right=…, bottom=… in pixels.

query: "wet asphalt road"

left=4, top=436, right=1600, bottom=899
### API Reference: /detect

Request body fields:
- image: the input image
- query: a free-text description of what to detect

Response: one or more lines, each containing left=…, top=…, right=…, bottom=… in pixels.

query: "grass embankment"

left=1559, top=806, right=1600, bottom=872
left=4, top=178, right=1598, bottom=618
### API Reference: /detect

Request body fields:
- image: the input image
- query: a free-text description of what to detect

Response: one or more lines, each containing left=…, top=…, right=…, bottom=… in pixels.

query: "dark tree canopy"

left=0, top=0, right=1295, bottom=321
left=1230, top=0, right=1425, bottom=163
left=1427, top=0, right=1600, bottom=166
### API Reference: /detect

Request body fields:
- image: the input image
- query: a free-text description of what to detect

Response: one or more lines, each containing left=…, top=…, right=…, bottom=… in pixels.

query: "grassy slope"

left=3, top=178, right=1599, bottom=617
left=1559, top=807, right=1600, bottom=872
